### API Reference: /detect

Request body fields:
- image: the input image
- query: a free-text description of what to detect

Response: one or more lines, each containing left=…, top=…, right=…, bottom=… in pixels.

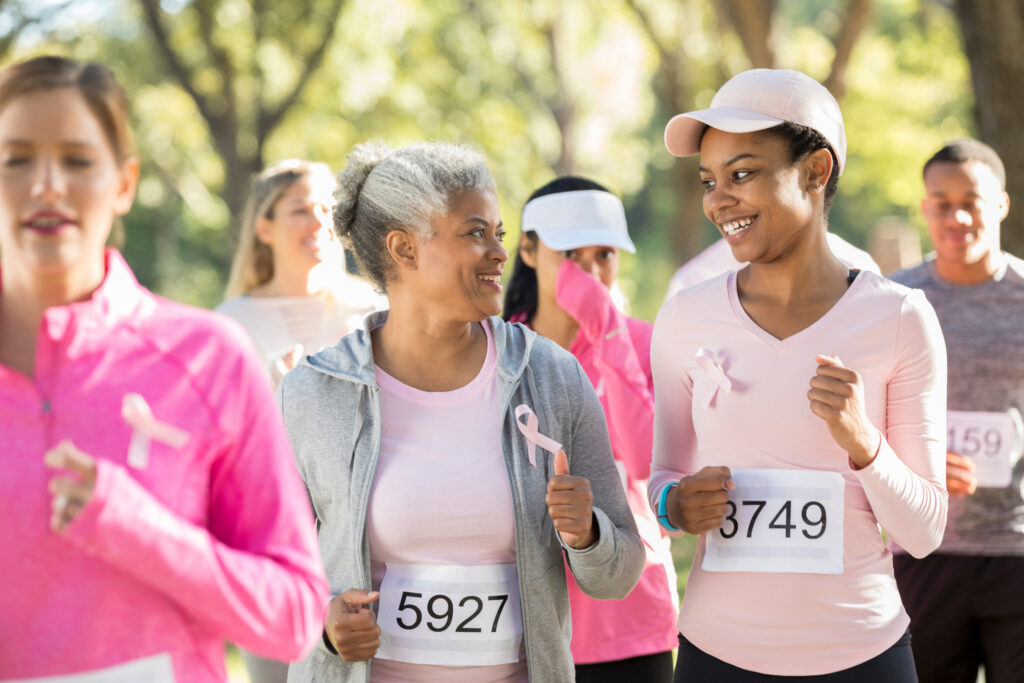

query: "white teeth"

left=722, top=216, right=754, bottom=235
left=478, top=275, right=501, bottom=283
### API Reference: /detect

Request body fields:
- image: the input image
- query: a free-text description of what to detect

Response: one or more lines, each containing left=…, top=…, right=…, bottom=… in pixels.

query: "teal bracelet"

left=657, top=483, right=680, bottom=532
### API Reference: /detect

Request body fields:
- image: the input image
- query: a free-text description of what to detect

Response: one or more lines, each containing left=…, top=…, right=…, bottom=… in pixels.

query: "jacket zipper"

left=498, top=383, right=535, bottom=676
left=41, top=395, right=54, bottom=447
left=358, top=385, right=382, bottom=683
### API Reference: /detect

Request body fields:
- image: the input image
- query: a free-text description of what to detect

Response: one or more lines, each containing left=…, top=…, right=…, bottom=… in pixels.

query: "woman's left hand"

left=808, top=355, right=880, bottom=469
left=546, top=450, right=597, bottom=549
left=44, top=440, right=97, bottom=532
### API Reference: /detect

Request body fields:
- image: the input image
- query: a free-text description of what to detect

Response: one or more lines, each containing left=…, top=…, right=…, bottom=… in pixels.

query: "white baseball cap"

left=521, top=190, right=636, bottom=253
left=664, top=68, right=846, bottom=174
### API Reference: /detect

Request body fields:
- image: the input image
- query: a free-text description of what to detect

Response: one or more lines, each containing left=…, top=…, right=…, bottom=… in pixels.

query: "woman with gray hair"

left=217, top=159, right=383, bottom=390
left=280, top=140, right=644, bottom=682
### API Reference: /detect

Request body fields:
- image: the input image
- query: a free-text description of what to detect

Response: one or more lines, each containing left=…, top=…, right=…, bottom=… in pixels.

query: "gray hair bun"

left=331, top=140, right=495, bottom=292
left=333, top=140, right=391, bottom=241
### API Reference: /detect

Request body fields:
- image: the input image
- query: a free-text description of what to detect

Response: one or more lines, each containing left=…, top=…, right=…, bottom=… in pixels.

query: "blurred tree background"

left=5, top=0, right=1016, bottom=322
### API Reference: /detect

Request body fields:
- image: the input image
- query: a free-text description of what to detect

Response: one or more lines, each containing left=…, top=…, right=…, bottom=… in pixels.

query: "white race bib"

left=376, top=563, right=523, bottom=666
left=5, top=654, right=175, bottom=683
left=703, top=469, right=845, bottom=575
left=947, top=409, right=1024, bottom=488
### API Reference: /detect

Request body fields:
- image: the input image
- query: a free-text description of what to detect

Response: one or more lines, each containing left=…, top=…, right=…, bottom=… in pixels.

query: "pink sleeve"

left=556, top=259, right=655, bottom=480
left=852, top=289, right=948, bottom=557
left=64, top=353, right=329, bottom=661
left=646, top=297, right=694, bottom=537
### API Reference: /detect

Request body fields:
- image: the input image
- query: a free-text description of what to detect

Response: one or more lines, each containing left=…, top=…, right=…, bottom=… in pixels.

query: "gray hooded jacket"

left=281, top=312, right=645, bottom=682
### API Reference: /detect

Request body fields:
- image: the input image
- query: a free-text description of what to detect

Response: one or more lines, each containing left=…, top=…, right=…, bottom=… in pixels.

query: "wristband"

left=657, top=483, right=680, bottom=532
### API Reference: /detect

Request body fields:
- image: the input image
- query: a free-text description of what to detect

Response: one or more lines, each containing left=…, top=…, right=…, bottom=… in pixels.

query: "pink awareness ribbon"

left=121, top=393, right=189, bottom=469
left=514, top=404, right=563, bottom=468
left=694, top=348, right=732, bottom=408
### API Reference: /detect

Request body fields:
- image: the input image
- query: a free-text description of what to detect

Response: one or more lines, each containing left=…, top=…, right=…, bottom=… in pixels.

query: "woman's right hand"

left=325, top=589, right=381, bottom=661
left=946, top=450, right=978, bottom=496
left=270, top=344, right=304, bottom=382
left=667, top=466, right=735, bottom=534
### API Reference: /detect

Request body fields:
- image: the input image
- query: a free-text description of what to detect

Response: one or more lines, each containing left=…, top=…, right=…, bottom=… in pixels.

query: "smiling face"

left=698, top=127, right=828, bottom=265
left=922, top=160, right=1008, bottom=277
left=257, top=175, right=338, bottom=276
left=402, top=187, right=507, bottom=321
left=0, top=88, right=137, bottom=287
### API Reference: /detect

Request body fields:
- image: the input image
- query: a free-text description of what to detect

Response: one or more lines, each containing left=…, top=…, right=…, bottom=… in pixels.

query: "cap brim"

left=534, top=226, right=636, bottom=254
left=664, top=108, right=786, bottom=157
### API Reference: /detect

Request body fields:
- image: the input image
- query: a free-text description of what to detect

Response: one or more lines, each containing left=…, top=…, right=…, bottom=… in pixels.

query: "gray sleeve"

left=278, top=373, right=340, bottom=663
left=562, top=362, right=645, bottom=600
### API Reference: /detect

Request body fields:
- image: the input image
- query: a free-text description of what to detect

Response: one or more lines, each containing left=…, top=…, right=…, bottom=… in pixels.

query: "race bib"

left=376, top=563, right=523, bottom=666
left=703, top=469, right=845, bottom=575
left=947, top=409, right=1024, bottom=488
left=5, top=654, right=175, bottom=683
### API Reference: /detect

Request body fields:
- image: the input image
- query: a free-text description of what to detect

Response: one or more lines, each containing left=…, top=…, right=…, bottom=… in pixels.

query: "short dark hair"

left=923, top=139, right=1006, bottom=191
left=502, top=176, right=611, bottom=322
left=763, top=122, right=840, bottom=213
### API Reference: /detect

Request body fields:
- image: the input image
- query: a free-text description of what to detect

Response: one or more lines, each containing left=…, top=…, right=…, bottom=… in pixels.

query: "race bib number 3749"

left=702, top=469, right=845, bottom=575
left=375, top=563, right=523, bottom=667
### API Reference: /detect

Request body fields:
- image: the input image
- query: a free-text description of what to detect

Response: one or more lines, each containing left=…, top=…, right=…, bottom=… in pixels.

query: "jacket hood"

left=302, top=310, right=537, bottom=387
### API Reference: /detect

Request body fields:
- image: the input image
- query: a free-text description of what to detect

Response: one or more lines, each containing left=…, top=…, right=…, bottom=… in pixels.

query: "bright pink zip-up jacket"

left=513, top=260, right=679, bottom=664
left=0, top=250, right=328, bottom=682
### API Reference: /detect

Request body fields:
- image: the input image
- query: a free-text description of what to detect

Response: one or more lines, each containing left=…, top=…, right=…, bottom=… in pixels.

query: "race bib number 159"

left=947, top=410, right=1023, bottom=488
left=702, top=469, right=845, bottom=575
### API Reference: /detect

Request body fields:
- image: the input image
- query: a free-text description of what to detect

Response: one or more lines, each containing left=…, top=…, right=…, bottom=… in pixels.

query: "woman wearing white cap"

left=649, top=69, right=948, bottom=680
left=504, top=177, right=678, bottom=682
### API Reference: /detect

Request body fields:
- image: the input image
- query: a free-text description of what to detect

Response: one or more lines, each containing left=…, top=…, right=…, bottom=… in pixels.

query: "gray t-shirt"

left=891, top=253, right=1024, bottom=555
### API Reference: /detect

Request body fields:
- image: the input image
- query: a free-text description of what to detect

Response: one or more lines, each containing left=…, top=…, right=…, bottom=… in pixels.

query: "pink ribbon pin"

left=694, top=348, right=732, bottom=408
left=514, top=404, right=563, bottom=468
left=122, top=393, right=189, bottom=469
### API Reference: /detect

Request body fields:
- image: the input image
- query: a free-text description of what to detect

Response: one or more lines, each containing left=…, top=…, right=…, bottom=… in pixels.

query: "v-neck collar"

left=726, top=268, right=868, bottom=350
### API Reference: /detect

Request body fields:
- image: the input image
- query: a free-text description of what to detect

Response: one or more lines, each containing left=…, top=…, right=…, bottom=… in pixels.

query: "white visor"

left=521, top=190, right=635, bottom=253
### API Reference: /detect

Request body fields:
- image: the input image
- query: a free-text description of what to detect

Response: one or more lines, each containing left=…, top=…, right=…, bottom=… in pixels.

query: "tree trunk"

left=137, top=0, right=345, bottom=240
left=716, top=0, right=775, bottom=68
left=952, top=0, right=1024, bottom=256
left=823, top=0, right=873, bottom=99
left=624, top=0, right=709, bottom=264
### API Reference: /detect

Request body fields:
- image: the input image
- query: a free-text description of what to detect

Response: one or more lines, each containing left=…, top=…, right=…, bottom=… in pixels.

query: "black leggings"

left=575, top=650, right=674, bottom=683
left=674, top=631, right=917, bottom=682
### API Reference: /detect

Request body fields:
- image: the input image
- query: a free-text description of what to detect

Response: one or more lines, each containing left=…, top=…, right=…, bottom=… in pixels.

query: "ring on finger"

left=55, top=494, right=69, bottom=512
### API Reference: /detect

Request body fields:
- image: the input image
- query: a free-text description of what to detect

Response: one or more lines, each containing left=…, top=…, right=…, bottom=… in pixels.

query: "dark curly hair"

left=765, top=122, right=840, bottom=213
left=923, top=139, right=1005, bottom=190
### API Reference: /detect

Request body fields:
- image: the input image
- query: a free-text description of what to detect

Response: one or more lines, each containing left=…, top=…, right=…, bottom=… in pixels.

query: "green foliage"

left=1, top=0, right=975, bottom=314
left=835, top=3, right=972, bottom=244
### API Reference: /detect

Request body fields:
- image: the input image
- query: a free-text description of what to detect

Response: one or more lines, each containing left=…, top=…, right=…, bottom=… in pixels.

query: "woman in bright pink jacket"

left=503, top=177, right=678, bottom=682
left=0, top=56, right=328, bottom=682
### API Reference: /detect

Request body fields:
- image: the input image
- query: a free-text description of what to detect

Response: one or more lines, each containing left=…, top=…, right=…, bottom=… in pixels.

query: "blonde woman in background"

left=218, top=161, right=383, bottom=683
left=218, top=160, right=385, bottom=391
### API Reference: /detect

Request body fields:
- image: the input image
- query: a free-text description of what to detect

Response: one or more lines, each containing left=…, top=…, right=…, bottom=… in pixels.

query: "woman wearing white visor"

left=504, top=177, right=679, bottom=683
left=649, top=69, right=948, bottom=681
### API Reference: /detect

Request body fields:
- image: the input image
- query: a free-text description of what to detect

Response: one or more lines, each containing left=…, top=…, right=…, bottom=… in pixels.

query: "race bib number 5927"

left=375, top=563, right=522, bottom=666
left=702, top=469, right=845, bottom=575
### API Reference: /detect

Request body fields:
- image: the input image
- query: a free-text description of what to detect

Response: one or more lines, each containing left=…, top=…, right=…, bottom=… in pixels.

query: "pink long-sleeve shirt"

left=514, top=260, right=679, bottom=664
left=649, top=269, right=947, bottom=676
left=0, top=250, right=328, bottom=681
